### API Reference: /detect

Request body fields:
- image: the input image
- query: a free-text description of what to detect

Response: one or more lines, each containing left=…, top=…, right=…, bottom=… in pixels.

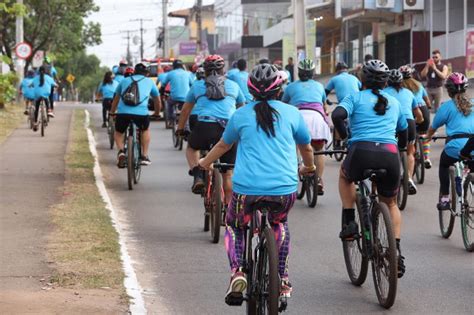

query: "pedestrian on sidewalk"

left=421, top=49, right=449, bottom=113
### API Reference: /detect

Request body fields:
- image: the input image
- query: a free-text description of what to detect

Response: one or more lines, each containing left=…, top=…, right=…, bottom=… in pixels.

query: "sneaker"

left=47, top=111, right=55, bottom=118
left=117, top=150, right=126, bottom=168
left=317, top=179, right=324, bottom=196
left=424, top=159, right=432, bottom=169
left=192, top=167, right=205, bottom=194
left=225, top=270, right=247, bottom=306
left=280, top=279, right=293, bottom=298
left=140, top=156, right=151, bottom=166
left=32, top=123, right=38, bottom=132
left=339, top=221, right=359, bottom=241
left=437, top=200, right=451, bottom=211
left=397, top=253, right=406, bottom=278
left=101, top=122, right=107, bottom=128
left=408, top=179, right=417, bottom=195
left=24, top=110, right=29, bottom=115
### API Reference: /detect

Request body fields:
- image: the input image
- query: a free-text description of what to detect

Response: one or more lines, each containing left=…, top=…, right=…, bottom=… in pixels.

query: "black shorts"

left=189, top=114, right=198, bottom=131
left=342, top=142, right=401, bottom=198
left=407, top=119, right=416, bottom=143
left=188, top=121, right=236, bottom=164
left=115, top=114, right=150, bottom=133
left=416, top=105, right=430, bottom=133
left=102, top=98, right=112, bottom=110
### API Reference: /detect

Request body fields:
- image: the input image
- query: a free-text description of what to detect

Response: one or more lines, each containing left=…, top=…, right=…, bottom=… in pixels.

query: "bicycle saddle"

left=252, top=200, right=283, bottom=213
left=362, top=169, right=387, bottom=180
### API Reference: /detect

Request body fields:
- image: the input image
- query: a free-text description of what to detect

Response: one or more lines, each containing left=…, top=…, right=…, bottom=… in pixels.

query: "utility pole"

left=196, top=0, right=203, bottom=53
left=162, top=0, right=169, bottom=58
left=131, top=19, right=152, bottom=61
left=123, top=31, right=132, bottom=65
left=16, top=0, right=24, bottom=103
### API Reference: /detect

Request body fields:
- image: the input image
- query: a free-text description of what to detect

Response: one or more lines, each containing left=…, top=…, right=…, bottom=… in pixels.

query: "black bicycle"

left=225, top=200, right=285, bottom=314
left=171, top=101, right=185, bottom=150
left=397, top=150, right=409, bottom=211
left=124, top=120, right=142, bottom=190
left=413, top=136, right=425, bottom=184
left=297, top=170, right=319, bottom=208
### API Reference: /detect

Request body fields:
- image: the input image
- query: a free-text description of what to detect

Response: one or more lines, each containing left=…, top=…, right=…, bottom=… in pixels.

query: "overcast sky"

left=86, top=0, right=214, bottom=67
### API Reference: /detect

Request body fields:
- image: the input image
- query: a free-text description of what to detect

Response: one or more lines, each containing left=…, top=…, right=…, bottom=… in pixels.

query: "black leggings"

left=49, top=86, right=54, bottom=110
left=439, top=150, right=474, bottom=195
left=102, top=98, right=113, bottom=123
left=416, top=105, right=430, bottom=133
left=34, top=98, right=50, bottom=122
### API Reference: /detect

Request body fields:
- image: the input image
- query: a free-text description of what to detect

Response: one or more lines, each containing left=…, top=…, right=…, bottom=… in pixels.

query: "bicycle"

left=26, top=102, right=35, bottom=130
left=123, top=120, right=142, bottom=190
left=107, top=110, right=115, bottom=150
left=225, top=200, right=286, bottom=314
left=413, top=135, right=425, bottom=184
left=37, top=98, right=48, bottom=137
left=297, top=171, right=319, bottom=208
left=397, top=149, right=409, bottom=211
left=171, top=102, right=184, bottom=150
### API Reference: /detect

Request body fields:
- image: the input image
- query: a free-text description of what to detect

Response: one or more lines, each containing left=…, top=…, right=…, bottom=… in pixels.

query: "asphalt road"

left=88, top=105, right=473, bottom=315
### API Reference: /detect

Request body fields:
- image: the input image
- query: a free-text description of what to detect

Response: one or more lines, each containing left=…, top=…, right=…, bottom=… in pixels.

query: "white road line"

left=84, top=110, right=147, bottom=315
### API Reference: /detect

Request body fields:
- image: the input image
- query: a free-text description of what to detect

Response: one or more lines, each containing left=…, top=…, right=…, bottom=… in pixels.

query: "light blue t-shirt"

left=33, top=74, right=55, bottom=99
left=227, top=70, right=253, bottom=103
left=384, top=86, right=418, bottom=120
left=161, top=68, right=193, bottom=102
left=325, top=72, right=362, bottom=103
left=282, top=79, right=326, bottom=105
left=432, top=99, right=474, bottom=159
left=114, top=74, right=125, bottom=84
left=185, top=79, right=244, bottom=121
left=226, top=68, right=239, bottom=78
left=20, top=78, right=35, bottom=100
left=223, top=100, right=311, bottom=195
left=338, top=89, right=408, bottom=146
left=157, top=72, right=168, bottom=86
left=98, top=81, right=119, bottom=99
left=412, top=84, right=428, bottom=106
left=116, top=75, right=159, bottom=116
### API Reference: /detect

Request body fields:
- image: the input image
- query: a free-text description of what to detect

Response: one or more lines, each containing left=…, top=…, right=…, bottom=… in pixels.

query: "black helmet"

left=196, top=67, right=205, bottom=80
left=172, top=59, right=184, bottom=69
left=248, top=64, right=282, bottom=99
left=335, top=61, right=348, bottom=72
left=134, top=63, right=149, bottom=75
left=388, top=69, right=403, bottom=84
left=203, top=55, right=225, bottom=71
left=362, top=59, right=389, bottom=84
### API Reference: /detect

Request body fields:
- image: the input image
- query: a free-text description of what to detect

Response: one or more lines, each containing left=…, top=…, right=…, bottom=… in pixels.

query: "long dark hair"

left=389, top=81, right=402, bottom=92
left=254, top=99, right=280, bottom=137
left=366, top=81, right=388, bottom=115
left=103, top=71, right=113, bottom=85
left=39, top=66, right=46, bottom=87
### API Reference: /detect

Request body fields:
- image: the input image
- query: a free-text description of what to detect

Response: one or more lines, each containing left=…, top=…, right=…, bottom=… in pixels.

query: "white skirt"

left=300, top=109, right=332, bottom=143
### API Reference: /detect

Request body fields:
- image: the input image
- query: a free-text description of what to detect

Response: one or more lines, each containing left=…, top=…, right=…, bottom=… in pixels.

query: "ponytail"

left=372, top=88, right=388, bottom=115
left=454, top=92, right=472, bottom=116
left=254, top=99, right=280, bottom=137
left=39, top=68, right=45, bottom=87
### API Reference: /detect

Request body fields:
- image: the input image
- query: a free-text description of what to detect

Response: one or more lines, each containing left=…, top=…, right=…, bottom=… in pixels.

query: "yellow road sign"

left=66, top=74, right=75, bottom=83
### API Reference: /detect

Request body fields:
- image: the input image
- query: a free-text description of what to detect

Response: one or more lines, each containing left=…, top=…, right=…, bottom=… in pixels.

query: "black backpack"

left=205, top=73, right=227, bottom=100
left=121, top=77, right=145, bottom=106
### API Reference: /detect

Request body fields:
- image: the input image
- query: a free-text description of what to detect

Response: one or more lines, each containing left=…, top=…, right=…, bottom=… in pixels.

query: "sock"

left=342, top=208, right=355, bottom=225
left=421, top=136, right=430, bottom=160
left=440, top=195, right=450, bottom=203
left=396, top=238, right=401, bottom=252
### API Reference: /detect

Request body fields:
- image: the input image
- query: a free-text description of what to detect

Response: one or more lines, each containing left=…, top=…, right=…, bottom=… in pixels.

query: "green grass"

left=49, top=110, right=126, bottom=292
left=0, top=103, right=24, bottom=144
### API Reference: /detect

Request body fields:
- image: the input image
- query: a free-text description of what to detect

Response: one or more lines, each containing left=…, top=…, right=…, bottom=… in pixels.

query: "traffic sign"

left=15, top=42, right=32, bottom=60
left=32, top=50, right=44, bottom=68
left=66, top=74, right=76, bottom=83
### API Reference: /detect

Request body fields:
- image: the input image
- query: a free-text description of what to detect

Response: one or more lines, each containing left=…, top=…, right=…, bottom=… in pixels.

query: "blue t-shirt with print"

left=227, top=70, right=253, bottom=103
left=338, top=89, right=408, bottom=146
left=161, top=68, right=193, bottom=102
left=116, top=75, right=159, bottom=116
left=20, top=78, right=35, bottom=100
left=33, top=74, right=55, bottom=99
left=282, top=79, right=326, bottom=106
left=98, top=81, right=119, bottom=99
left=223, top=100, right=311, bottom=195
left=185, top=78, right=244, bottom=121
left=432, top=99, right=474, bottom=159
left=384, top=86, right=418, bottom=121
left=325, top=72, right=362, bottom=103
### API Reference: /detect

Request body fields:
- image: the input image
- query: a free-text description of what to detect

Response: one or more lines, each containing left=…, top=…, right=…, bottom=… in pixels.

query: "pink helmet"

left=445, top=72, right=468, bottom=94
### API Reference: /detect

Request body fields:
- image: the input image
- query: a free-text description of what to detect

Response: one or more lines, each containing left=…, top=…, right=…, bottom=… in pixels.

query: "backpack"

left=205, top=73, right=227, bottom=100
left=121, top=77, right=145, bottom=106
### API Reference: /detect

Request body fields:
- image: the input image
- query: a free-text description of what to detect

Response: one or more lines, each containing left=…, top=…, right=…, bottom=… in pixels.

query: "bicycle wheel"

left=28, top=106, right=34, bottom=129
left=255, top=226, right=279, bottom=315
left=127, top=135, right=134, bottom=190
left=203, top=172, right=210, bottom=232
left=40, top=106, right=46, bottom=137
left=171, top=118, right=179, bottom=148
left=461, top=173, right=474, bottom=252
left=133, top=135, right=141, bottom=184
left=210, top=169, right=222, bottom=244
left=305, top=174, right=318, bottom=208
left=414, top=138, right=425, bottom=184
left=439, top=167, right=456, bottom=238
left=397, top=152, right=408, bottom=211
left=108, top=118, right=115, bottom=150
left=371, top=201, right=398, bottom=309
left=297, top=175, right=305, bottom=200
left=333, top=129, right=344, bottom=162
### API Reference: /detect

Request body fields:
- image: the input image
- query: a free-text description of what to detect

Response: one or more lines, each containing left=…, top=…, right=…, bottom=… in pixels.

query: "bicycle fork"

left=360, top=196, right=374, bottom=258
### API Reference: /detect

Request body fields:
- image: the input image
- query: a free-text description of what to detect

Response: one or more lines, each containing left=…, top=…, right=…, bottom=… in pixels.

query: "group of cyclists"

left=95, top=52, right=472, bottom=309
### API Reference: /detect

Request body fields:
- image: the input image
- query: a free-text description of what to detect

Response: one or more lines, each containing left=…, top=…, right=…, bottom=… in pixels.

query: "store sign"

left=403, top=0, right=424, bottom=10
left=466, top=31, right=474, bottom=79
left=179, top=42, right=197, bottom=55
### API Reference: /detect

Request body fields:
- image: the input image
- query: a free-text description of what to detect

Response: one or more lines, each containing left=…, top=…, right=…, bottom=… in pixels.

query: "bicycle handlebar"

left=313, top=149, right=347, bottom=156
left=213, top=162, right=235, bottom=170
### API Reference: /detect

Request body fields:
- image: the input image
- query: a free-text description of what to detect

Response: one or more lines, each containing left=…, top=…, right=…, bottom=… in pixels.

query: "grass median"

left=49, top=109, right=126, bottom=296
left=0, top=103, right=24, bottom=144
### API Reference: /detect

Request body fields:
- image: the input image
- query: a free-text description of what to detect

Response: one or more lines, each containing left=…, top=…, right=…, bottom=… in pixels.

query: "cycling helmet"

left=248, top=64, right=282, bottom=99
left=44, top=56, right=51, bottom=64
left=298, top=58, right=315, bottom=80
left=134, top=63, right=148, bottom=75
left=445, top=72, right=469, bottom=94
left=231, top=60, right=238, bottom=68
left=398, top=65, right=414, bottom=79
left=278, top=70, right=289, bottom=82
left=388, top=69, right=403, bottom=84
left=119, top=59, right=128, bottom=66
left=362, top=59, right=389, bottom=84
left=203, top=55, right=225, bottom=71
left=196, top=67, right=205, bottom=80
left=112, top=65, right=119, bottom=74
left=273, top=63, right=282, bottom=71
left=335, top=61, right=348, bottom=72
left=124, top=67, right=135, bottom=77
left=163, top=65, right=172, bottom=72
left=172, top=59, right=184, bottom=69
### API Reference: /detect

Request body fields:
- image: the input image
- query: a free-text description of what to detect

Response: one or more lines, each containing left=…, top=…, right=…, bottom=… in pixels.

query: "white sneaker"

left=408, top=179, right=417, bottom=195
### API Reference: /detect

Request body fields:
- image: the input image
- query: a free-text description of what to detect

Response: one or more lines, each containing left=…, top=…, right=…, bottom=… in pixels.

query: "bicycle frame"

left=450, top=161, right=471, bottom=217
left=357, top=179, right=377, bottom=259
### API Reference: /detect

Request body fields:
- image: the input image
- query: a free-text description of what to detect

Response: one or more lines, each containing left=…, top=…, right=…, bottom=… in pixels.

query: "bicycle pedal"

left=279, top=297, right=288, bottom=312
left=225, top=293, right=244, bottom=306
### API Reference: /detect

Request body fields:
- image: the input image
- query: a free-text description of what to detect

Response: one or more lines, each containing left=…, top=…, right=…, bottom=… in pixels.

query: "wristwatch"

left=303, top=164, right=316, bottom=172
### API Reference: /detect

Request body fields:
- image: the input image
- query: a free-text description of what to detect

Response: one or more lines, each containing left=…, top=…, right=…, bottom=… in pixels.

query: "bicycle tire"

left=414, top=138, right=425, bottom=184
left=108, top=118, right=115, bottom=150
left=210, top=169, right=222, bottom=244
left=255, top=227, right=279, bottom=315
left=127, top=135, right=134, bottom=190
left=297, top=175, right=305, bottom=200
left=397, top=152, right=409, bottom=210
left=178, top=136, right=184, bottom=151
left=342, top=182, right=369, bottom=286
left=133, top=134, right=141, bottom=184
left=305, top=174, right=318, bottom=208
left=172, top=118, right=179, bottom=148
left=247, top=218, right=257, bottom=315
left=439, top=167, right=456, bottom=238
left=40, top=106, right=45, bottom=137
left=203, top=172, right=210, bottom=232
left=371, top=201, right=398, bottom=309
left=461, top=173, right=474, bottom=251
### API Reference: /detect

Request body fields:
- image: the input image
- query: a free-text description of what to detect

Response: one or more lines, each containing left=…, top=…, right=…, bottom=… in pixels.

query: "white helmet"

left=278, top=70, right=289, bottom=82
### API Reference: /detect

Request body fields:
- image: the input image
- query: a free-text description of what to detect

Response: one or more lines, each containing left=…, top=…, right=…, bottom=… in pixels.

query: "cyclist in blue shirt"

left=20, top=70, right=36, bottom=115
left=332, top=60, right=408, bottom=278
left=96, top=71, right=119, bottom=128
left=43, top=56, right=58, bottom=115
left=325, top=61, right=362, bottom=103
left=114, top=60, right=128, bottom=84
left=110, top=63, right=162, bottom=167
left=385, top=69, right=424, bottom=195
left=426, top=72, right=474, bottom=210
left=188, top=66, right=206, bottom=131
left=161, top=59, right=194, bottom=127
left=32, top=66, right=57, bottom=131
left=226, top=60, right=239, bottom=78
left=176, top=55, right=244, bottom=201
left=227, top=59, right=253, bottom=103
left=282, top=59, right=331, bottom=195
left=198, top=63, right=314, bottom=301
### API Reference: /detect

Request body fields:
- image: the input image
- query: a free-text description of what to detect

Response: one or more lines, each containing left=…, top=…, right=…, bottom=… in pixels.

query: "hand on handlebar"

left=175, top=129, right=190, bottom=138
left=198, top=158, right=213, bottom=171
left=299, top=164, right=316, bottom=176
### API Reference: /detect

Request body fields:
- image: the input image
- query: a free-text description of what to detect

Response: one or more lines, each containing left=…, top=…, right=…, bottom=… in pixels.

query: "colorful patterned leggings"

left=224, top=192, right=296, bottom=279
